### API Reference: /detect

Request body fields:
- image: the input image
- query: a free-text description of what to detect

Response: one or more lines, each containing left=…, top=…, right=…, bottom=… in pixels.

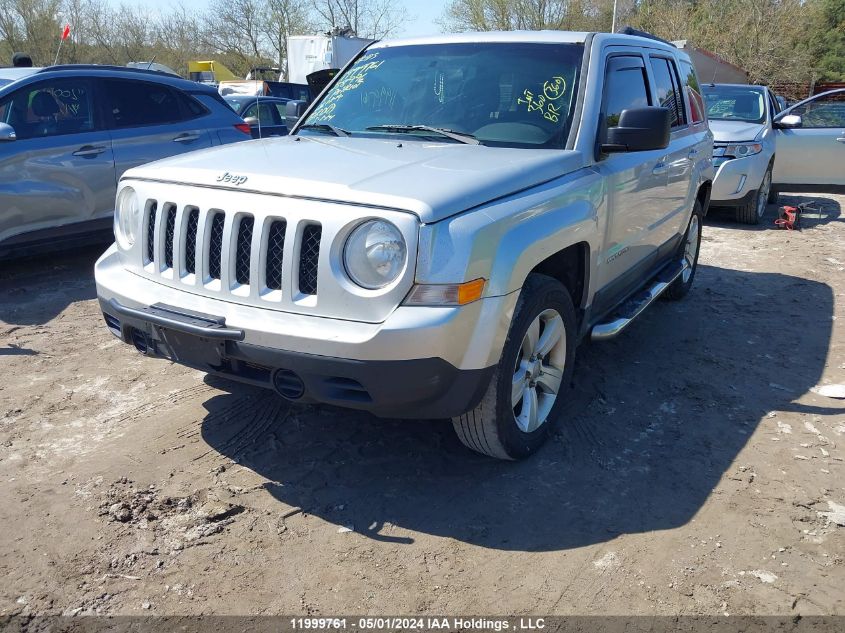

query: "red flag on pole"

left=61, top=24, right=70, bottom=40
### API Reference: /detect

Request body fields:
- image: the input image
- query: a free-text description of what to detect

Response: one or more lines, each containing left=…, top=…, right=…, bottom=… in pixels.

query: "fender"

left=415, top=167, right=604, bottom=298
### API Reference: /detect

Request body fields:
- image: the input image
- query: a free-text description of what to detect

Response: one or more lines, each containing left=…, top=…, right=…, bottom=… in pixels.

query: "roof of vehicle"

left=0, top=67, right=40, bottom=82
left=372, top=30, right=683, bottom=52
left=32, top=64, right=213, bottom=92
left=225, top=95, right=290, bottom=102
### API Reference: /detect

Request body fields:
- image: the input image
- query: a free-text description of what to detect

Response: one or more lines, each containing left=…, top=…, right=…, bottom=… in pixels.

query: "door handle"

left=836, top=137, right=845, bottom=143
left=72, top=145, right=106, bottom=157
left=652, top=162, right=669, bottom=175
left=173, top=133, right=200, bottom=143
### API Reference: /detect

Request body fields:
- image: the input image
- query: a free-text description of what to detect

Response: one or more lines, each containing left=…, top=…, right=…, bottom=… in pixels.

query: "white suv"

left=702, top=83, right=780, bottom=224
left=96, top=31, right=714, bottom=459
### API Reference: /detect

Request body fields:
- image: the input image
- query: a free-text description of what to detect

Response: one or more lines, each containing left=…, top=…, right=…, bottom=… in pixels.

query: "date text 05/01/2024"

left=290, top=617, right=547, bottom=630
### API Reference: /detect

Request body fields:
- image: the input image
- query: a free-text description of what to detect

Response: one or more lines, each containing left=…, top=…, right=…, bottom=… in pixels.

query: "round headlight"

left=115, top=186, right=141, bottom=250
left=343, top=220, right=407, bottom=289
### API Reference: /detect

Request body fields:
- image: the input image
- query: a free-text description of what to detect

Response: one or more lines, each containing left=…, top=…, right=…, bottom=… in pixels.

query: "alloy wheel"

left=511, top=309, right=567, bottom=433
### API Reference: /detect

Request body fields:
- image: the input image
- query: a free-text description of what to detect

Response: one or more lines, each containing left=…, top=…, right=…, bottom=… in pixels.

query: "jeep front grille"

left=142, top=203, right=323, bottom=297
left=184, top=208, right=199, bottom=275
left=145, top=202, right=157, bottom=264
left=235, top=216, right=254, bottom=286
left=265, top=220, right=287, bottom=291
left=164, top=204, right=176, bottom=269
left=208, top=212, right=225, bottom=281
left=298, top=224, right=321, bottom=296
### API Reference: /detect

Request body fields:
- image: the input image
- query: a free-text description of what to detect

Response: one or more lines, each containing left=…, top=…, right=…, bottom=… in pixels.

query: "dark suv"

left=0, top=65, right=251, bottom=258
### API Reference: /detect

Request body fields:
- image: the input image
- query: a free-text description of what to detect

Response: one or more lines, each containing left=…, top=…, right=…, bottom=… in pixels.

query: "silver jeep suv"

left=96, top=31, right=714, bottom=459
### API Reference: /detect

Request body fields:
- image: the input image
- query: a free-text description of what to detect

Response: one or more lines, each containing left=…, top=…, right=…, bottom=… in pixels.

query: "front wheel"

left=452, top=274, right=576, bottom=460
left=735, top=168, right=772, bottom=225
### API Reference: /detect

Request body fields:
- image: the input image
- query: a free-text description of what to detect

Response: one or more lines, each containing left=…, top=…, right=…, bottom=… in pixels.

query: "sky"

left=131, top=0, right=449, bottom=38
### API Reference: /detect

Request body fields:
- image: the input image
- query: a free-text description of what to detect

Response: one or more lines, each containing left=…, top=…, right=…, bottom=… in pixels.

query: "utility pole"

left=611, top=0, right=618, bottom=33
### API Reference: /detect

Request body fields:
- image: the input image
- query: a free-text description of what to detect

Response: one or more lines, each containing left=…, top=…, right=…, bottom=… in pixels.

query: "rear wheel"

left=452, top=274, right=576, bottom=460
left=665, top=199, right=703, bottom=301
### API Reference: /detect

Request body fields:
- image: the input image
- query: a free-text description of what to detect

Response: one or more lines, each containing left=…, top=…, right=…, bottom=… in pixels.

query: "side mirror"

left=243, top=116, right=259, bottom=126
left=601, top=107, right=670, bottom=153
left=285, top=100, right=308, bottom=129
left=774, top=113, right=802, bottom=129
left=0, top=122, right=16, bottom=142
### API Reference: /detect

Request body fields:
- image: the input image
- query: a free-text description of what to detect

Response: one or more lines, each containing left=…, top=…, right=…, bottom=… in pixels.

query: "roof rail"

left=39, top=64, right=180, bottom=77
left=617, top=26, right=675, bottom=47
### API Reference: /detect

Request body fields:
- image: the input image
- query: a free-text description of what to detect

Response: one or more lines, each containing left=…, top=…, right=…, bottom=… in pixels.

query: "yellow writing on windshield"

left=518, top=75, right=568, bottom=123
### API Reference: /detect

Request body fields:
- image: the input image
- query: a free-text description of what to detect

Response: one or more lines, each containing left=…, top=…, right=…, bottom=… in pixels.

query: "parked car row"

left=703, top=82, right=845, bottom=224
left=0, top=65, right=252, bottom=258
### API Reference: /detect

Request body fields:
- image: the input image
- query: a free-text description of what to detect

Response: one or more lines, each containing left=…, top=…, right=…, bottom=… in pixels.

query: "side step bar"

left=591, top=260, right=689, bottom=341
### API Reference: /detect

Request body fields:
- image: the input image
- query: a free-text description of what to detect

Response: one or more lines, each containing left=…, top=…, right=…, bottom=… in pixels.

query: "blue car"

left=224, top=95, right=290, bottom=138
left=0, top=65, right=251, bottom=258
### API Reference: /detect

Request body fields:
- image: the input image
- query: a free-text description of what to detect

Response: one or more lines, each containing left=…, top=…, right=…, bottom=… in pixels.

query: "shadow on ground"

left=200, top=264, right=834, bottom=552
left=707, top=194, right=841, bottom=230
left=0, top=243, right=106, bottom=326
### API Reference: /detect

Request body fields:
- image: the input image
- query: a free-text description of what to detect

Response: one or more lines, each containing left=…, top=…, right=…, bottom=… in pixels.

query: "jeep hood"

left=709, top=120, right=766, bottom=143
left=123, top=135, right=583, bottom=223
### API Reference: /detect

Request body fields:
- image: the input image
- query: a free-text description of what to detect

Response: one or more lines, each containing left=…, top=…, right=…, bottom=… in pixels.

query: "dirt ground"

left=0, top=193, right=843, bottom=618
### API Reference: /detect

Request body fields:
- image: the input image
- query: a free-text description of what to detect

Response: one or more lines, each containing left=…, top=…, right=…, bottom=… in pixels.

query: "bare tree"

left=311, top=0, right=409, bottom=39
left=261, top=0, right=313, bottom=74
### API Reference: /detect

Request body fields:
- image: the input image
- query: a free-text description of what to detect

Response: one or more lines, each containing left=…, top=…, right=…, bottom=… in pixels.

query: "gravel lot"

left=1, top=193, right=843, bottom=617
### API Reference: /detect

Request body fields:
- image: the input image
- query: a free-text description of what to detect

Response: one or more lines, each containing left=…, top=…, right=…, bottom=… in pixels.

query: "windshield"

left=300, top=42, right=584, bottom=149
left=702, top=86, right=766, bottom=123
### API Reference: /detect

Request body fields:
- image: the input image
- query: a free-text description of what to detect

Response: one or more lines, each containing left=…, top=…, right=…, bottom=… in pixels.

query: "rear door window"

left=678, top=60, right=705, bottom=124
left=649, top=57, right=685, bottom=127
left=103, top=79, right=204, bottom=128
left=602, top=55, right=651, bottom=139
left=0, top=78, right=97, bottom=139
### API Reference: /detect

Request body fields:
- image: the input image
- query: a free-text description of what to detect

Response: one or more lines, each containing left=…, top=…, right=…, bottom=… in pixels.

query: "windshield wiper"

left=299, top=123, right=350, bottom=137
left=365, top=124, right=480, bottom=145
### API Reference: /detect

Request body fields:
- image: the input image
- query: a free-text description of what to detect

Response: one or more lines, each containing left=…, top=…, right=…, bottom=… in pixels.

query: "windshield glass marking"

left=299, top=43, right=584, bottom=149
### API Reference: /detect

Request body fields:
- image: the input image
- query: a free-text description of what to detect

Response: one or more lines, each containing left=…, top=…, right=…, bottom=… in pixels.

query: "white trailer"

left=287, top=35, right=374, bottom=85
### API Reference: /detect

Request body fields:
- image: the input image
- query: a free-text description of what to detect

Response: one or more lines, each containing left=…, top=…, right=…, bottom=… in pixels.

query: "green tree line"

left=441, top=0, right=845, bottom=84
left=2, top=0, right=843, bottom=84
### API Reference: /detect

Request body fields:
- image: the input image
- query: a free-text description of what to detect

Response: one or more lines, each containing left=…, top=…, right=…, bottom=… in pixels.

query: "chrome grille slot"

left=235, top=215, right=254, bottom=286
left=265, top=220, right=287, bottom=291
left=145, top=202, right=157, bottom=264
left=163, top=204, right=176, bottom=269
left=208, top=212, right=225, bottom=281
left=298, top=224, right=321, bottom=296
left=184, top=207, right=199, bottom=275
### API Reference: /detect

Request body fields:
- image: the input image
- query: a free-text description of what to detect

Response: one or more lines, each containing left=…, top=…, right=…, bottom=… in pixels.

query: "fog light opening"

left=272, top=369, right=305, bottom=400
left=130, top=328, right=149, bottom=355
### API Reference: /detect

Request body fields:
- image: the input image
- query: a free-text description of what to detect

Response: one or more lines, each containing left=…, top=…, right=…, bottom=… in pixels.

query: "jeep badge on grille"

left=217, top=172, right=248, bottom=186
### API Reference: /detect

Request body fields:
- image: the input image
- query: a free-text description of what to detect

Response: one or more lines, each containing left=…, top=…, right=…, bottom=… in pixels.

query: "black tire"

left=735, top=168, right=772, bottom=225
left=768, top=184, right=779, bottom=204
left=665, top=199, right=703, bottom=301
left=452, top=274, right=576, bottom=460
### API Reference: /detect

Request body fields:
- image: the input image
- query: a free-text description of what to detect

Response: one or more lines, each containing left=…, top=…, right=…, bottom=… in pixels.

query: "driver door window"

left=791, top=92, right=845, bottom=128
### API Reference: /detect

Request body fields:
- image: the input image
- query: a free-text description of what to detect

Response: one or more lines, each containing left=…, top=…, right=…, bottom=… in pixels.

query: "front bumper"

left=95, top=246, right=514, bottom=418
left=711, top=154, right=770, bottom=204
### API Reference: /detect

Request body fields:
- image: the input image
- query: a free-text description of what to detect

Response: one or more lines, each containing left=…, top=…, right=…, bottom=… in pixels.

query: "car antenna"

left=255, top=86, right=262, bottom=139
left=146, top=55, right=156, bottom=71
